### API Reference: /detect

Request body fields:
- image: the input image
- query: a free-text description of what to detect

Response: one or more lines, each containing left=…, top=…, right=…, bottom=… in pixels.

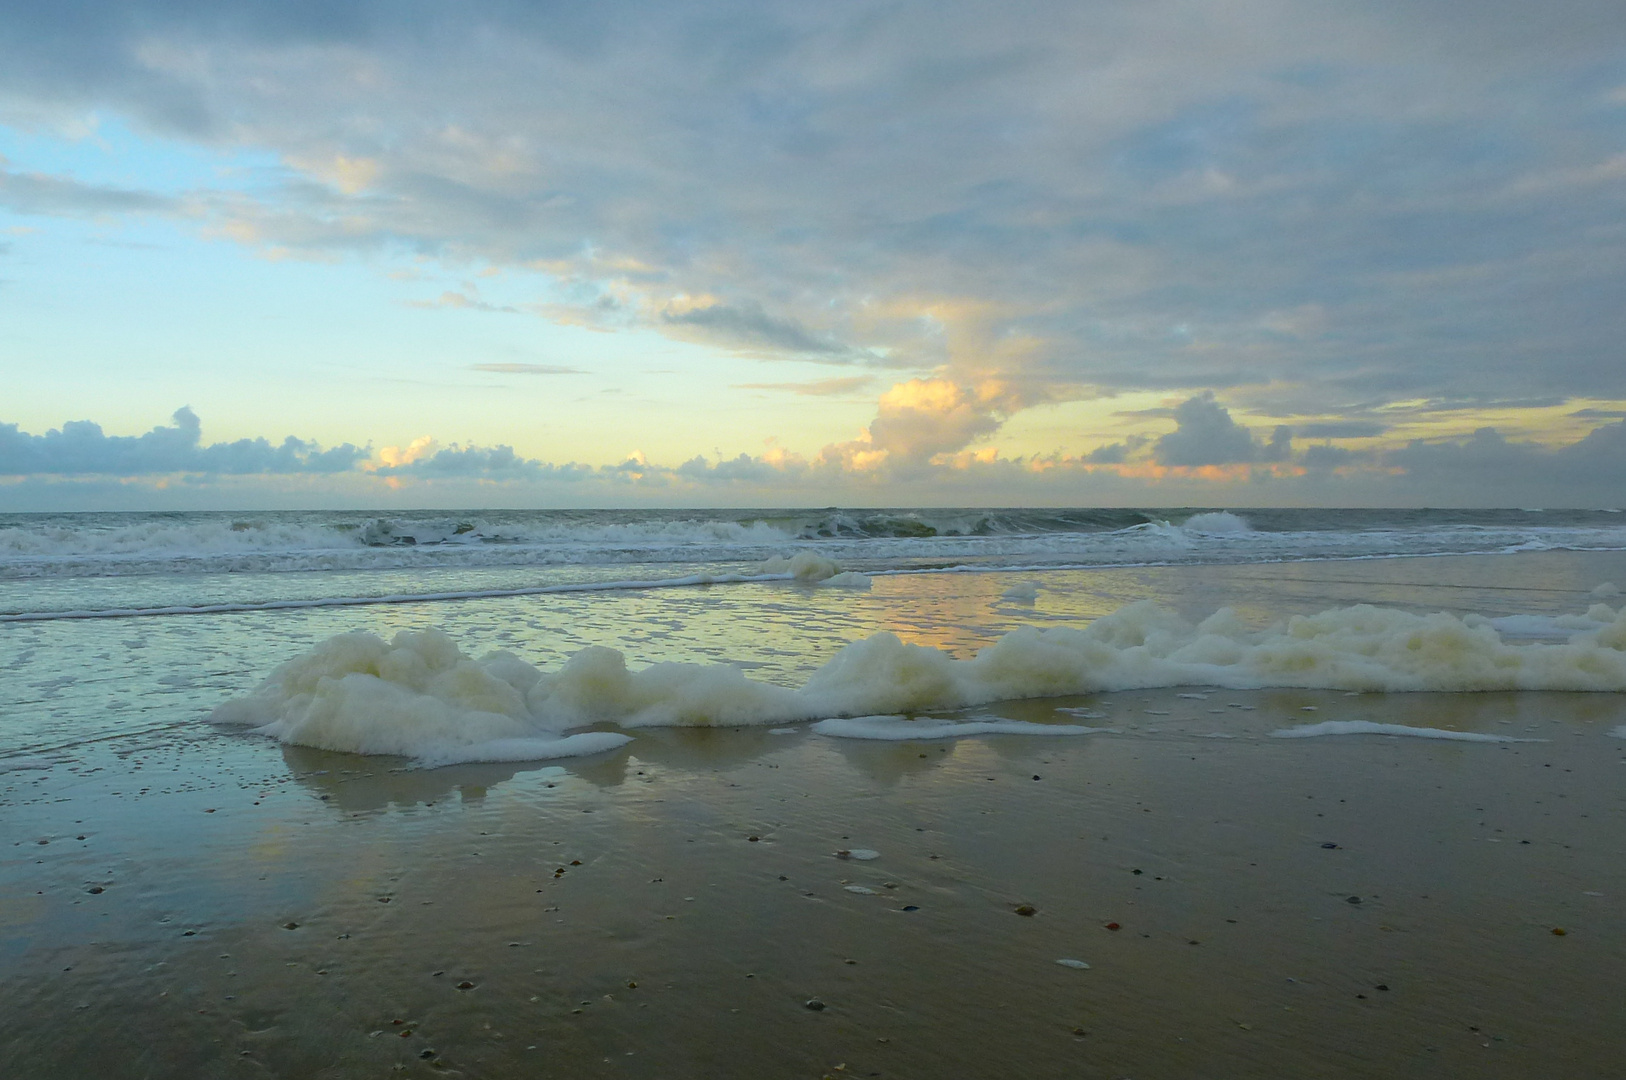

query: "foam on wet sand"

left=212, top=596, right=1626, bottom=764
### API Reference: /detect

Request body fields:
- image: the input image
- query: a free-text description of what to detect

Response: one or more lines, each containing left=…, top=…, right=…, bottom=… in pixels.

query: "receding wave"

left=210, top=595, right=1626, bottom=766
left=0, top=551, right=872, bottom=622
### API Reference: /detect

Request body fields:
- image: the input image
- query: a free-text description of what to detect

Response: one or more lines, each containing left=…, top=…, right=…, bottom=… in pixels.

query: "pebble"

left=804, top=998, right=826, bottom=1011
left=1014, top=904, right=1037, bottom=917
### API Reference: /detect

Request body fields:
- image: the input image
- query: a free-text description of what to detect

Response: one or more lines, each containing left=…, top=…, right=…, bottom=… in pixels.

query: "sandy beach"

left=6, top=683, right=1626, bottom=1078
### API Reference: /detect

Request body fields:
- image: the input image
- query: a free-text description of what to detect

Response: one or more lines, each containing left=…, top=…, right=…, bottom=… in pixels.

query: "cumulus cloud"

left=375, top=443, right=582, bottom=480
left=1153, top=392, right=1290, bottom=466
left=7, top=406, right=1626, bottom=508
left=1387, top=421, right=1626, bottom=500
left=0, top=407, right=365, bottom=476
left=816, top=378, right=1035, bottom=473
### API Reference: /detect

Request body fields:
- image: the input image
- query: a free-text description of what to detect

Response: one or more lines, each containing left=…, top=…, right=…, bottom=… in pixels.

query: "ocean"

left=6, top=507, right=1626, bottom=1077
left=4, top=506, right=1626, bottom=764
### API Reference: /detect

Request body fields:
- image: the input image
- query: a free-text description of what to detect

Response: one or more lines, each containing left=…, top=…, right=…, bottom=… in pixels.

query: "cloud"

left=1153, top=392, right=1290, bottom=466
left=3, top=2, right=1626, bottom=492
left=5, top=0, right=1620, bottom=427
left=816, top=378, right=1030, bottom=473
left=376, top=443, right=565, bottom=480
left=733, top=376, right=875, bottom=396
left=1294, top=421, right=1388, bottom=439
left=407, top=291, right=519, bottom=313
left=1387, top=421, right=1626, bottom=500
left=0, top=165, right=180, bottom=216
left=8, top=405, right=1626, bottom=508
left=660, top=301, right=862, bottom=360
left=470, top=363, right=586, bottom=376
left=0, top=407, right=366, bottom=476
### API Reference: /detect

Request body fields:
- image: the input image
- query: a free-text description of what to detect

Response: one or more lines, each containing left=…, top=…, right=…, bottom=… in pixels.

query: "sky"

left=2, top=0, right=1625, bottom=510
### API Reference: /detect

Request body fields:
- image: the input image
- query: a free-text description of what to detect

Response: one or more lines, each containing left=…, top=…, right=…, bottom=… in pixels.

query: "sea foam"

left=211, top=598, right=1626, bottom=765
left=1270, top=720, right=1543, bottom=742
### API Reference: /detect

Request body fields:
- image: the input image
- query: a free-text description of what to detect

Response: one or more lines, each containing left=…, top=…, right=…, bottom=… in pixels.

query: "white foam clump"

left=210, top=629, right=635, bottom=767
left=1610, top=725, right=1626, bottom=740
left=811, top=715, right=1102, bottom=741
left=1272, top=720, right=1543, bottom=743
left=1001, top=581, right=1041, bottom=603
left=213, top=597, right=1626, bottom=765
left=759, top=550, right=844, bottom=582
left=823, top=570, right=873, bottom=589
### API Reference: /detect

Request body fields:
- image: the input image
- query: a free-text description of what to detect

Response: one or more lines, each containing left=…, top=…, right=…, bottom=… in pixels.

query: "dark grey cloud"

left=0, top=407, right=366, bottom=476
left=1154, top=392, right=1291, bottom=466
left=0, top=166, right=179, bottom=216
left=1383, top=420, right=1626, bottom=504
left=661, top=302, right=861, bottom=359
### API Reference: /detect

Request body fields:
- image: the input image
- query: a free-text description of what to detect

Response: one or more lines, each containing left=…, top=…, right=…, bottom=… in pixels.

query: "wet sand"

left=5, top=687, right=1626, bottom=1079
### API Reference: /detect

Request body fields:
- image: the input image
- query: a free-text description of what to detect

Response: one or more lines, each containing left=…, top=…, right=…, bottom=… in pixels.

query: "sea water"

left=4, top=506, right=1626, bottom=768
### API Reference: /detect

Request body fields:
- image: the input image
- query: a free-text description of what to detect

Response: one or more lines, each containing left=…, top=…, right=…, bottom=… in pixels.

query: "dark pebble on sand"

left=804, top=999, right=826, bottom=1011
left=901, top=905, right=920, bottom=912
left=1347, top=896, right=1362, bottom=904
left=282, top=921, right=298, bottom=930
left=1014, top=905, right=1037, bottom=917
left=420, top=1050, right=436, bottom=1059
left=1105, top=922, right=1121, bottom=930
left=1321, top=842, right=1339, bottom=849
left=456, top=981, right=475, bottom=990
left=87, top=886, right=103, bottom=894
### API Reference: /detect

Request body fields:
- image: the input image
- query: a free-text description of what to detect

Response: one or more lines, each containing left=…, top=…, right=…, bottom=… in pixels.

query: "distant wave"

left=3, top=507, right=1625, bottom=585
